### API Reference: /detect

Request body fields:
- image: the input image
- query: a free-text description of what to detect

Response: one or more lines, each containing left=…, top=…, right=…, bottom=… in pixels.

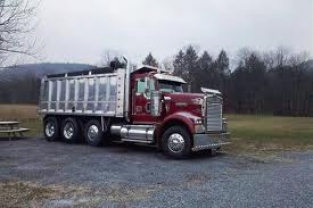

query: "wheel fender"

left=159, top=112, right=197, bottom=136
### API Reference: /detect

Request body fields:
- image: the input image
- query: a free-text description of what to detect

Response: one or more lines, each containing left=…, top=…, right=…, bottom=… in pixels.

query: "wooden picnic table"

left=0, top=121, right=30, bottom=140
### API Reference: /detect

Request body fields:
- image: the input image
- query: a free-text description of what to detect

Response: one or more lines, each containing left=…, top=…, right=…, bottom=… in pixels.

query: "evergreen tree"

left=142, top=53, right=159, bottom=67
left=173, top=50, right=185, bottom=77
left=196, top=51, right=216, bottom=91
left=215, top=50, right=230, bottom=94
left=215, top=50, right=230, bottom=75
left=183, top=46, right=199, bottom=92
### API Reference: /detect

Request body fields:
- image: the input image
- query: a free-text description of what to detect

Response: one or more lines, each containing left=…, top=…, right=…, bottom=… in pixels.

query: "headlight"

left=191, top=98, right=204, bottom=106
left=222, top=118, right=228, bottom=132
left=194, top=118, right=203, bottom=125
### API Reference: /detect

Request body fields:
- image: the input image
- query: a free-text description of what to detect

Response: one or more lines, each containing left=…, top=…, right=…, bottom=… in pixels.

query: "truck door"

left=132, top=76, right=157, bottom=124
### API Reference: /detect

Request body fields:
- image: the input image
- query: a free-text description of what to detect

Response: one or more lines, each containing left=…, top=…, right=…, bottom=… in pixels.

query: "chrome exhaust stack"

left=123, top=57, right=131, bottom=122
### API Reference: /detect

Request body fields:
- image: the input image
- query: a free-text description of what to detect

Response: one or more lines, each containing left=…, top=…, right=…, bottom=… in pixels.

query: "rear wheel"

left=84, top=120, right=103, bottom=147
left=61, top=118, right=80, bottom=143
left=162, top=126, right=192, bottom=159
left=43, top=117, right=59, bottom=142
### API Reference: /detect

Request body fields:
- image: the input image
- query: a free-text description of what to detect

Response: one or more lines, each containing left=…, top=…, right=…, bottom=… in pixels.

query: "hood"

left=163, top=92, right=204, bottom=117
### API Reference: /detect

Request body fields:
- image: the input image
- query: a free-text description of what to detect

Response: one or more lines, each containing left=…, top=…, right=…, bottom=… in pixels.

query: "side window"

left=148, top=78, right=155, bottom=91
left=136, top=77, right=155, bottom=99
left=136, top=78, right=147, bottom=93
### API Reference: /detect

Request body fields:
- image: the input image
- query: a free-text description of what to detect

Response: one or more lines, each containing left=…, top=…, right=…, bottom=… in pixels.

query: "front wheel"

left=162, top=126, right=192, bottom=159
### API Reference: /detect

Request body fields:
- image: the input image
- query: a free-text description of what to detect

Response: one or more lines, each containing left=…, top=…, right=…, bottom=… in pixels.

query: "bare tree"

left=262, top=46, right=291, bottom=69
left=288, top=51, right=309, bottom=67
left=0, top=0, right=39, bottom=64
left=99, top=50, right=121, bottom=67
left=162, top=57, right=174, bottom=72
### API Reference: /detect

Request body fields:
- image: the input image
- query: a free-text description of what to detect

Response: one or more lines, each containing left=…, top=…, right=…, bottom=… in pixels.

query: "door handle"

left=145, top=103, right=151, bottom=113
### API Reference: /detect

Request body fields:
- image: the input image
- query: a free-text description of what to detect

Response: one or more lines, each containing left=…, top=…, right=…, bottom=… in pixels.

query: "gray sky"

left=35, top=0, right=312, bottom=65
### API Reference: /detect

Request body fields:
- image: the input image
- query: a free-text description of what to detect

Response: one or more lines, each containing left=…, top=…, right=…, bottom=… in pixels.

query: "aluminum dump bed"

left=39, top=68, right=126, bottom=117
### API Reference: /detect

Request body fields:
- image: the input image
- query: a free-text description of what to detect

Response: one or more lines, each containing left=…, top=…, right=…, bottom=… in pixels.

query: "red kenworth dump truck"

left=39, top=61, right=230, bottom=158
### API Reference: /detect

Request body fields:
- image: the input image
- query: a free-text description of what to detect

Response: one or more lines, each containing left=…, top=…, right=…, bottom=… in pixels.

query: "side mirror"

left=150, top=91, right=161, bottom=116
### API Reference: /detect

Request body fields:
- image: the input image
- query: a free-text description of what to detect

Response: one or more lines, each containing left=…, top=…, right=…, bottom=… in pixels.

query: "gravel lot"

left=0, top=137, right=313, bottom=208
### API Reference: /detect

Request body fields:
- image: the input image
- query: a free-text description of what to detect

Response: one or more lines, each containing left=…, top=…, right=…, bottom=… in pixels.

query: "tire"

left=43, top=117, right=59, bottom=142
left=61, top=117, right=80, bottom=143
left=84, top=120, right=103, bottom=147
left=162, top=126, right=192, bottom=159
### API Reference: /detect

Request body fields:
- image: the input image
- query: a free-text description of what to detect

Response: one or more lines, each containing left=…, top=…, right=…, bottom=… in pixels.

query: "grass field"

left=0, top=104, right=38, bottom=119
left=0, top=105, right=313, bottom=152
left=0, top=104, right=41, bottom=137
left=226, top=114, right=313, bottom=153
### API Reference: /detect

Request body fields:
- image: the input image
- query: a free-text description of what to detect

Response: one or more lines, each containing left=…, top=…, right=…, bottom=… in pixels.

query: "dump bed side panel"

left=39, top=69, right=125, bottom=117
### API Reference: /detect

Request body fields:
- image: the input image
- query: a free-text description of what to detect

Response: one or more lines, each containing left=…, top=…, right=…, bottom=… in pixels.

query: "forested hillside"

left=0, top=63, right=94, bottom=104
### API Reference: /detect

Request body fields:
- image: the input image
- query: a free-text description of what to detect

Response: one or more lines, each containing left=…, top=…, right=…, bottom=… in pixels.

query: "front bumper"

left=192, top=132, right=231, bottom=151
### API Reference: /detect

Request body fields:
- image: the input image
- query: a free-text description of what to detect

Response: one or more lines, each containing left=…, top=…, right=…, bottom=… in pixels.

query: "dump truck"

left=39, top=61, right=230, bottom=158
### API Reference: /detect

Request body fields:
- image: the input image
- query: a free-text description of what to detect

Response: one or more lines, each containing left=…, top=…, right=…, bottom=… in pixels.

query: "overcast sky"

left=35, top=0, right=312, bottom=65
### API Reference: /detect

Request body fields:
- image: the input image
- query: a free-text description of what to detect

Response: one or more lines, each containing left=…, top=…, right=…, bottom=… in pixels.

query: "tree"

left=99, top=50, right=121, bottom=67
left=231, top=52, right=267, bottom=114
left=173, top=50, right=184, bottom=77
left=183, top=46, right=199, bottom=92
left=0, top=0, right=38, bottom=64
left=162, top=57, right=174, bottom=72
left=215, top=50, right=230, bottom=75
left=142, top=52, right=158, bottom=67
left=195, top=51, right=216, bottom=91
left=267, top=50, right=311, bottom=116
left=215, top=50, right=230, bottom=94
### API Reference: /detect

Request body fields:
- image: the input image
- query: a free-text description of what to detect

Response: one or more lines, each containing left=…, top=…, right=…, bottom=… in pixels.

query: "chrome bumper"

left=192, top=132, right=231, bottom=151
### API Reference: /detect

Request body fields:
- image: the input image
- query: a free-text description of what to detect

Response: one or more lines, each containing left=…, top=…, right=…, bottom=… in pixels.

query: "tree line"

left=0, top=73, right=40, bottom=104
left=0, top=45, right=312, bottom=117
left=143, top=46, right=313, bottom=117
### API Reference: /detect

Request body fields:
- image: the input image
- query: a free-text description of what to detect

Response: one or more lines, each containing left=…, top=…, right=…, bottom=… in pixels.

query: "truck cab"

left=120, top=66, right=230, bottom=158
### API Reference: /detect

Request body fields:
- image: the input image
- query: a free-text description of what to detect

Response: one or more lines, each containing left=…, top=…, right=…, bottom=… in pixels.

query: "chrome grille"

left=206, top=97, right=223, bottom=132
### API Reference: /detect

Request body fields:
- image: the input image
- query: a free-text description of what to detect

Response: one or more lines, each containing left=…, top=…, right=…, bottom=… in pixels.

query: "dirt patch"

left=0, top=182, right=91, bottom=208
left=184, top=174, right=210, bottom=186
left=0, top=181, right=159, bottom=208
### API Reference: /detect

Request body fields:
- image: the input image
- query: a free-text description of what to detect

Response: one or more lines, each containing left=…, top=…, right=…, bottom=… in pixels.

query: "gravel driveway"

left=0, top=137, right=312, bottom=208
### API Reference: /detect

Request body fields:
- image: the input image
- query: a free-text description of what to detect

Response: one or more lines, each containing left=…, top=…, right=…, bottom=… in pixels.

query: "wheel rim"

left=167, top=133, right=185, bottom=153
left=45, top=122, right=55, bottom=137
left=63, top=123, right=74, bottom=140
left=87, top=125, right=99, bottom=142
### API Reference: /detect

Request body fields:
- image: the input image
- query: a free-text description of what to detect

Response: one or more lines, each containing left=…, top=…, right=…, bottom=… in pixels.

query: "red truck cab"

left=125, top=66, right=230, bottom=158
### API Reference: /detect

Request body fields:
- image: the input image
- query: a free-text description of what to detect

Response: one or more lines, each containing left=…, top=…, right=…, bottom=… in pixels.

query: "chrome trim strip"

left=192, top=142, right=231, bottom=151
left=121, top=139, right=154, bottom=144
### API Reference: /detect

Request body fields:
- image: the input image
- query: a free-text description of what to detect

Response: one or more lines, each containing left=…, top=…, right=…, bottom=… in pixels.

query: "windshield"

left=158, top=80, right=183, bottom=93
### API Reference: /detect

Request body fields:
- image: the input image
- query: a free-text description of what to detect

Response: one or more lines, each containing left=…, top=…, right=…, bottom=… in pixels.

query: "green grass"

left=0, top=118, right=42, bottom=138
left=226, top=114, right=313, bottom=152
left=20, top=118, right=42, bottom=137
left=0, top=104, right=42, bottom=137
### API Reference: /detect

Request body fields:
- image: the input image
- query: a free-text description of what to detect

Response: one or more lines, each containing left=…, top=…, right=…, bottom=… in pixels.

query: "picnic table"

left=0, top=121, right=30, bottom=140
